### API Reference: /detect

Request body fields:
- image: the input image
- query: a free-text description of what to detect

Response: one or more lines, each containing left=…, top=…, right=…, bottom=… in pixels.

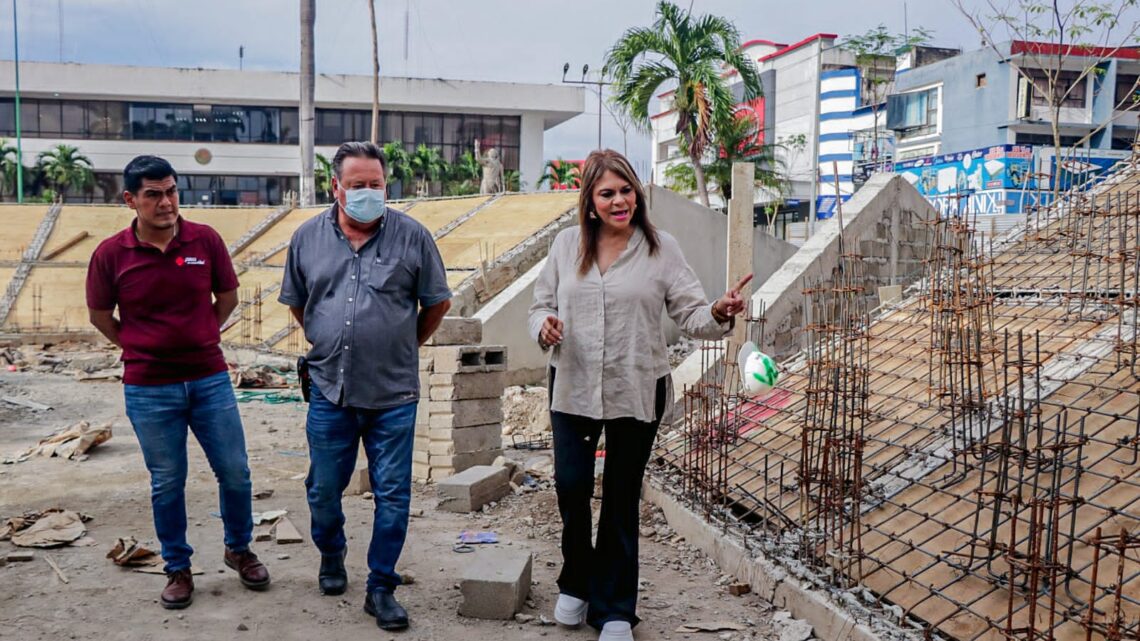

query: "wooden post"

left=727, top=162, right=754, bottom=349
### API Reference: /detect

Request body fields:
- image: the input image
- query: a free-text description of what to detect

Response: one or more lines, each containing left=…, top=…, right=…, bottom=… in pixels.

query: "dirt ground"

left=0, top=365, right=779, bottom=641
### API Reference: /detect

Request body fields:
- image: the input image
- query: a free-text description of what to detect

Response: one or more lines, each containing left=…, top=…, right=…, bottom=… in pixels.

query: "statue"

left=475, top=139, right=504, bottom=194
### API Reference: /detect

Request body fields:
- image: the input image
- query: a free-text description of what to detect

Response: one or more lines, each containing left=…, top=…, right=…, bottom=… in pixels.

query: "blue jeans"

left=124, top=370, right=253, bottom=574
left=305, top=387, right=417, bottom=593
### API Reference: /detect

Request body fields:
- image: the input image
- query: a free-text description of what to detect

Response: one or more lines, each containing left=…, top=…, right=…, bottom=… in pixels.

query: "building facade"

left=0, top=61, right=584, bottom=204
left=887, top=41, right=1139, bottom=214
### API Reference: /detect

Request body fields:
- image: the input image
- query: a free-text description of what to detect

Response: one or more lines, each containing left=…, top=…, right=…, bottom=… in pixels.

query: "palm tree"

left=704, top=113, right=786, bottom=203
left=37, top=144, right=94, bottom=202
left=408, top=144, right=446, bottom=198
left=314, top=153, right=334, bottom=202
left=382, top=141, right=412, bottom=197
left=604, top=1, right=761, bottom=207
left=662, top=113, right=788, bottom=208
left=536, top=159, right=581, bottom=190
left=0, top=139, right=17, bottom=200
left=444, top=151, right=481, bottom=196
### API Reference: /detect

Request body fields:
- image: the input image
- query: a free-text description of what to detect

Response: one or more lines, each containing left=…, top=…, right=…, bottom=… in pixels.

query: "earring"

left=588, top=211, right=598, bottom=220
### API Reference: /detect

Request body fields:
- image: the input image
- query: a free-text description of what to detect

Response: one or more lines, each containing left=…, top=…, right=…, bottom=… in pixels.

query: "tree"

left=0, top=139, right=17, bottom=199
left=444, top=151, right=481, bottom=196
left=952, top=0, right=1140, bottom=200
left=842, top=25, right=932, bottom=177
left=382, top=141, right=412, bottom=194
left=37, top=144, right=93, bottom=202
left=408, top=144, right=446, bottom=197
left=661, top=113, right=790, bottom=207
left=314, top=153, right=334, bottom=202
left=536, top=159, right=581, bottom=190
left=604, top=1, right=761, bottom=207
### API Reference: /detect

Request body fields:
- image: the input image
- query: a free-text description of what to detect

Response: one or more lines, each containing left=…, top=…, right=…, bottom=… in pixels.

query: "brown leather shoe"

left=161, top=569, right=194, bottom=609
left=224, top=548, right=271, bottom=590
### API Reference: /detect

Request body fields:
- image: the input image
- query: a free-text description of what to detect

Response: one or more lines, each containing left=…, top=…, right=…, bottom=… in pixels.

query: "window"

left=887, top=87, right=938, bottom=138
left=1013, top=133, right=1084, bottom=147
left=976, top=73, right=987, bottom=88
left=1025, top=69, right=1087, bottom=108
left=1116, top=74, right=1139, bottom=108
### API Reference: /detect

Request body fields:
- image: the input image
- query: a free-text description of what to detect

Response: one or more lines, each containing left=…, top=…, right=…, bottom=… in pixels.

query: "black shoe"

left=318, top=548, right=347, bottom=596
left=363, top=591, right=409, bottom=631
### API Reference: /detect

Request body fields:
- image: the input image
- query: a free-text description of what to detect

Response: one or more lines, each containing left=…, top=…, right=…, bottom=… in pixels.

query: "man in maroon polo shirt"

left=86, top=155, right=269, bottom=609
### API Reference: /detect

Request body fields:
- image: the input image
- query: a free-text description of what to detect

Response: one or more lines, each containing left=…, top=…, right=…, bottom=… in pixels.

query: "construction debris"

left=7, top=421, right=113, bottom=462
left=107, top=536, right=161, bottom=567
left=2, top=395, right=52, bottom=411
left=6, top=551, right=35, bottom=562
left=675, top=621, right=748, bottom=633
left=2, top=509, right=90, bottom=548
left=229, top=365, right=290, bottom=389
left=271, top=517, right=304, bottom=544
left=43, top=555, right=69, bottom=584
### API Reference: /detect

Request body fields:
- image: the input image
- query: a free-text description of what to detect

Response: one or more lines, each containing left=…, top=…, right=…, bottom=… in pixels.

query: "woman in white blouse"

left=529, top=149, right=750, bottom=641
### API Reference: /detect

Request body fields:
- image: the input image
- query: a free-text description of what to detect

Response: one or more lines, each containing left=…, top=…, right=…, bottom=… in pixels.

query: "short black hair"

left=332, top=141, right=386, bottom=179
left=123, top=155, right=177, bottom=193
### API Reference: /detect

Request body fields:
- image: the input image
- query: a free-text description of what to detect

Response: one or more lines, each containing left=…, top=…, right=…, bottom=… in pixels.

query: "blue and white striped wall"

left=816, top=68, right=879, bottom=217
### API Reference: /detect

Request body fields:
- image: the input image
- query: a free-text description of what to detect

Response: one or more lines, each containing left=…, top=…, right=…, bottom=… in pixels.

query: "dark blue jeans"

left=305, top=387, right=417, bottom=593
left=124, top=370, right=254, bottom=574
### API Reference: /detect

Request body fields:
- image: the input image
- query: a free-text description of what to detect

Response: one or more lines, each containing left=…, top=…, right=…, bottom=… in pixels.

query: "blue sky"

left=1, top=0, right=1130, bottom=172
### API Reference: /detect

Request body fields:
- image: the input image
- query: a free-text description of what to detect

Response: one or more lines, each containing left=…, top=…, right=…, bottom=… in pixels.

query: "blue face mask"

left=342, top=187, right=387, bottom=223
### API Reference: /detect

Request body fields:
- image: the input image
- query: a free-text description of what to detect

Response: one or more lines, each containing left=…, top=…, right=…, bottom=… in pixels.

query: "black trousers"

left=549, top=367, right=666, bottom=629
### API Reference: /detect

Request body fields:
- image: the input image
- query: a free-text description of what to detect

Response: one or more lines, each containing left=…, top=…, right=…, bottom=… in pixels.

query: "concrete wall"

left=474, top=185, right=799, bottom=385
left=672, top=173, right=937, bottom=399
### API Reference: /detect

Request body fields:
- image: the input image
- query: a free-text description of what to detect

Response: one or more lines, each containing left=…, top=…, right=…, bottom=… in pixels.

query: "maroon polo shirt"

left=85, top=217, right=239, bottom=386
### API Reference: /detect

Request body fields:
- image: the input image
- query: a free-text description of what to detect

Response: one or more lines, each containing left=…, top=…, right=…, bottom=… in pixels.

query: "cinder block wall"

left=414, top=318, right=507, bottom=481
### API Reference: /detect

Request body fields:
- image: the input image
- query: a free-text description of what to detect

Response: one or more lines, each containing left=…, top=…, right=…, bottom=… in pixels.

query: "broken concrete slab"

left=430, top=449, right=502, bottom=476
left=425, top=317, right=483, bottom=346
left=458, top=548, right=533, bottom=619
left=272, top=517, right=304, bottom=544
left=437, top=465, right=510, bottom=513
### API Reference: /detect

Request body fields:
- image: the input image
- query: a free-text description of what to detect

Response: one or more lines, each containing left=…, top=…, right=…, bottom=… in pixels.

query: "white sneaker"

left=554, top=593, right=587, bottom=627
left=599, top=621, right=634, bottom=641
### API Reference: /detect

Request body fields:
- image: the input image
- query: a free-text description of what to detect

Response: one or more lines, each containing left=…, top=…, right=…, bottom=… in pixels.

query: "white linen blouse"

left=528, top=225, right=731, bottom=423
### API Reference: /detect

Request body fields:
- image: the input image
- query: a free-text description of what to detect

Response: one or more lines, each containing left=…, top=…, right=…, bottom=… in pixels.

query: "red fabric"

left=86, top=217, right=239, bottom=385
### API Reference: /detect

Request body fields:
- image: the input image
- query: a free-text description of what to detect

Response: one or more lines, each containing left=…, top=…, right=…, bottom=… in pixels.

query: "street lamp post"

left=12, top=0, right=23, bottom=203
left=561, top=63, right=611, bottom=151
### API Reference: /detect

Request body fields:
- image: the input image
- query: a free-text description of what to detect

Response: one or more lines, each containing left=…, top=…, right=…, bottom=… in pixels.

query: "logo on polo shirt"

left=176, top=256, right=207, bottom=266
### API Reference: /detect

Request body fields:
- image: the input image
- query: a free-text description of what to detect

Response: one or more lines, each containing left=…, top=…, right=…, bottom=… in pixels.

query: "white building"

left=650, top=34, right=857, bottom=219
left=0, top=61, right=584, bottom=204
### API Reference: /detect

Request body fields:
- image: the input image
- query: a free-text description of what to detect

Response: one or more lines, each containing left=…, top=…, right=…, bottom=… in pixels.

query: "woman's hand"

left=713, top=273, right=753, bottom=322
left=539, top=315, right=564, bottom=348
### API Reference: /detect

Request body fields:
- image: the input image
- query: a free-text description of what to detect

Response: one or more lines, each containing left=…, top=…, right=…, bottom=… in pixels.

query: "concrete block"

left=428, top=398, right=503, bottom=428
left=429, top=371, right=505, bottom=400
left=412, top=461, right=432, bottom=481
left=419, top=371, right=430, bottom=391
left=878, top=285, right=903, bottom=305
left=458, top=549, right=533, bottom=619
left=432, top=345, right=507, bottom=374
left=436, top=464, right=510, bottom=512
left=429, top=423, right=502, bottom=454
left=413, top=448, right=430, bottom=465
left=418, top=357, right=433, bottom=372
left=430, top=449, right=502, bottom=475
left=348, top=466, right=371, bottom=495
left=426, top=317, right=483, bottom=346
